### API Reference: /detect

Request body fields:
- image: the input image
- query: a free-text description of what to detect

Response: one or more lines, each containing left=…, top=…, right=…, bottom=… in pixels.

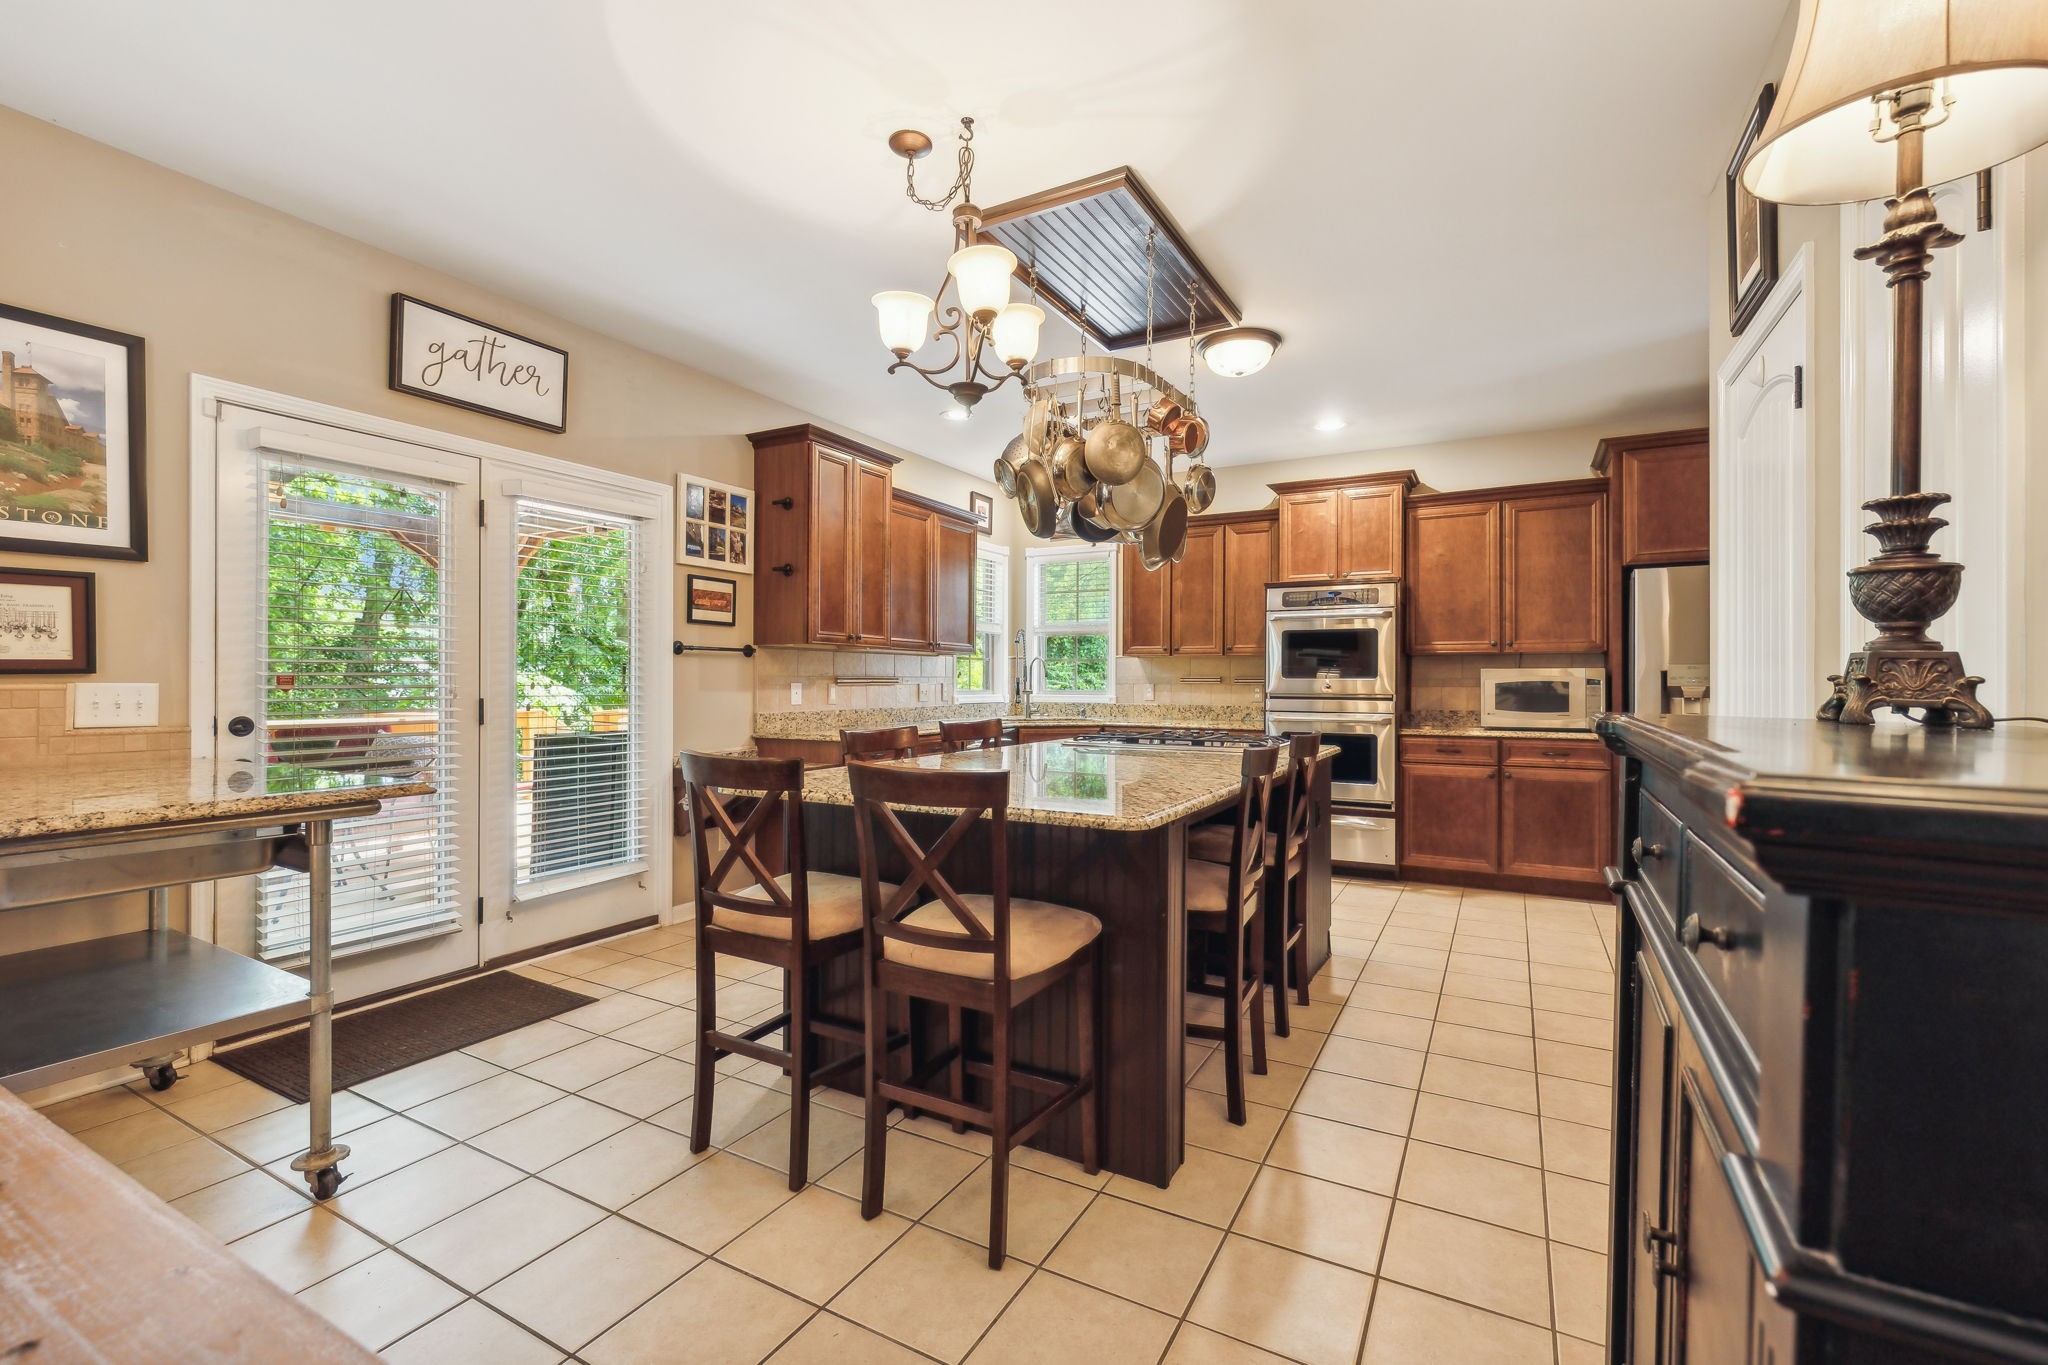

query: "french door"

left=205, top=395, right=670, bottom=1002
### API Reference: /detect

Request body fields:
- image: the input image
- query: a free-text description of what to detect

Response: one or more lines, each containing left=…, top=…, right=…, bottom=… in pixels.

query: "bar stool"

left=848, top=762, right=1101, bottom=1269
left=1184, top=743, right=1278, bottom=1125
left=842, top=724, right=919, bottom=762
left=939, top=718, right=1006, bottom=751
left=679, top=751, right=897, bottom=1190
left=1189, top=734, right=1318, bottom=1035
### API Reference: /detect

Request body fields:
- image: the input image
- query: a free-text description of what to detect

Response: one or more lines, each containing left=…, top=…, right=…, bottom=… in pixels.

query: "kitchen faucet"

left=1013, top=629, right=1047, bottom=719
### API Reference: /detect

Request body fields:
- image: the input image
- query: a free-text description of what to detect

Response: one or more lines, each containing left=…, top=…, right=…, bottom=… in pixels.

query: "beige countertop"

left=1400, top=725, right=1604, bottom=741
left=0, top=751, right=435, bottom=844
left=755, top=701, right=1267, bottom=744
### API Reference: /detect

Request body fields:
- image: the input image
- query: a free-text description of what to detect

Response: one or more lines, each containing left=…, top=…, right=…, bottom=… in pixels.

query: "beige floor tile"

left=294, top=1248, right=463, bottom=1353
left=469, top=1094, right=634, bottom=1170
left=117, top=1135, right=250, bottom=1201
left=1456, top=917, right=1525, bottom=942
left=1550, top=1243, right=1608, bottom=1344
left=1429, top=1021, right=1536, bottom=1071
left=769, top=1313, right=930, bottom=1364
left=1434, top=996, right=1533, bottom=1036
left=1545, top=1172, right=1610, bottom=1252
left=554, top=990, right=665, bottom=1034
left=625, top=1149, right=796, bottom=1251
left=168, top=1168, right=310, bottom=1242
left=542, top=1120, right=710, bottom=1208
left=1451, top=936, right=1529, bottom=962
left=830, top=1225, right=1031, bottom=1362
left=461, top=1018, right=591, bottom=1068
left=1533, top=1010, right=1613, bottom=1049
left=652, top=1075, right=786, bottom=1148
left=1531, top=984, right=1612, bottom=1020
left=327, top=1143, right=522, bottom=1242
left=1370, top=941, right=1449, bottom=971
left=1347, top=982, right=1439, bottom=1019
left=1331, top=1007, right=1435, bottom=1051
left=542, top=944, right=632, bottom=975
left=581, top=956, right=682, bottom=990
left=1291, top=1071, right=1417, bottom=1136
left=585, top=1258, right=812, bottom=1364
left=1259, top=1024, right=1328, bottom=1070
left=1540, top=1117, right=1612, bottom=1182
left=350, top=1050, right=501, bottom=1111
left=1556, top=1333, right=1605, bottom=1365
left=1186, top=1089, right=1286, bottom=1162
left=1409, top=1093, right=1543, bottom=1167
left=283, top=1113, right=450, bottom=1189
left=381, top=1300, right=563, bottom=1365
left=1320, top=954, right=1367, bottom=983
left=398, top=1177, right=605, bottom=1291
left=579, top=1053, right=696, bottom=1119
left=1395, top=1141, right=1547, bottom=1235
left=1378, top=925, right=1454, bottom=951
left=607, top=1004, right=697, bottom=1054
left=406, top=1071, right=563, bottom=1139
left=157, top=1076, right=296, bottom=1133
left=969, top=1269, right=1178, bottom=1365
left=481, top=1215, right=701, bottom=1351
left=1314, top=1035, right=1427, bottom=1088
left=39, top=1084, right=153, bottom=1133
left=1379, top=1201, right=1552, bottom=1327
left=1538, top=1075, right=1613, bottom=1129
left=820, top=1127, right=984, bottom=1217
left=1045, top=1195, right=1222, bottom=1315
left=1265, top=1112, right=1407, bottom=1196
left=727, top=1101, right=867, bottom=1179
left=229, top=1206, right=382, bottom=1294
left=1189, top=1055, right=1309, bottom=1110
left=1187, top=1233, right=1372, bottom=1365
left=710, top=979, right=788, bottom=1023
left=75, top=1108, right=193, bottom=1165
left=1162, top=1323, right=1295, bottom=1364
left=1529, top=962, right=1614, bottom=994
left=208, top=1092, right=388, bottom=1166
left=925, top=1162, right=1093, bottom=1263
left=518, top=1036, right=658, bottom=1092
left=1536, top=1039, right=1616, bottom=1085
left=1443, top=971, right=1531, bottom=1006
left=1231, top=1167, right=1391, bottom=1272
left=1010, top=1141, right=1114, bottom=1190
left=721, top=1184, right=910, bottom=1303
left=1359, top=960, right=1447, bottom=993
left=1360, top=1281, right=1554, bottom=1364
left=1422, top=1053, right=1539, bottom=1113
left=1108, top=1145, right=1260, bottom=1228
left=1448, top=951, right=1531, bottom=982
left=630, top=970, right=703, bottom=1008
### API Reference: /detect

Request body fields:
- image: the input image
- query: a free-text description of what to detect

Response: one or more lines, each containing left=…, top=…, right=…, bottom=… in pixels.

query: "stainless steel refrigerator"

left=1628, top=564, right=1711, bottom=717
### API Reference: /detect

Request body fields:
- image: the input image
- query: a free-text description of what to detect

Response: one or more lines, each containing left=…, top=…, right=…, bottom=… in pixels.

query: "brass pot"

left=1181, top=460, right=1215, bottom=513
left=1102, top=459, right=1165, bottom=531
left=1015, top=457, right=1060, bottom=539
left=1049, top=434, right=1094, bottom=500
left=1084, top=414, right=1147, bottom=487
left=1144, top=395, right=1184, bottom=435
left=1166, top=413, right=1210, bottom=459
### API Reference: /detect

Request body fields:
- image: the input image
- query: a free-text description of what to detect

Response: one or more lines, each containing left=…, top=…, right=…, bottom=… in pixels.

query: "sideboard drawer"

left=1501, top=738, right=1609, bottom=769
left=1405, top=737, right=1498, bottom=765
left=1682, top=833, right=1767, bottom=1069
left=1633, top=790, right=1684, bottom=927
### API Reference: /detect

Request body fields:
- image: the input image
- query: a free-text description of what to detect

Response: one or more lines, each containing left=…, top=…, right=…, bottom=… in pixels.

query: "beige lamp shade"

left=1742, top=0, right=2048, bottom=204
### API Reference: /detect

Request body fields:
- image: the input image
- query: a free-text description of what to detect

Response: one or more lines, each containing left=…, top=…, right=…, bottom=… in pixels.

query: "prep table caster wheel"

left=145, top=1064, right=178, bottom=1092
left=308, top=1167, right=345, bottom=1200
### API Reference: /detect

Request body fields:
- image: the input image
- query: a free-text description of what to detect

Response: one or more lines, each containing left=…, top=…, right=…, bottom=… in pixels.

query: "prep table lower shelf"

left=0, top=929, right=312, bottom=1093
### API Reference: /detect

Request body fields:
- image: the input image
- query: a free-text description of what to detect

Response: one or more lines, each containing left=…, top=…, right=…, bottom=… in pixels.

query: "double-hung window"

left=1026, top=545, right=1116, bottom=702
left=955, top=544, right=1009, bottom=701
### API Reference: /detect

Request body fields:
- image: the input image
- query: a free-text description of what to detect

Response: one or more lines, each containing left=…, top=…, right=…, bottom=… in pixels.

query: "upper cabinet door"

left=1276, top=490, right=1340, bottom=582
left=851, top=458, right=893, bottom=643
left=931, top=517, right=976, bottom=653
left=1337, top=484, right=1402, bottom=577
left=1120, top=542, right=1173, bottom=656
left=1408, top=501, right=1502, bottom=653
left=1503, top=489, right=1606, bottom=653
left=1621, top=441, right=1710, bottom=566
left=1172, top=523, right=1225, bottom=655
left=1222, top=518, right=1277, bottom=655
left=885, top=499, right=934, bottom=650
left=808, top=446, right=858, bottom=644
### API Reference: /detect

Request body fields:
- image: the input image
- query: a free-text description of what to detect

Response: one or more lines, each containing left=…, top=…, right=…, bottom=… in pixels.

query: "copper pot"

left=1166, top=413, right=1210, bottom=459
left=1144, top=395, right=1184, bottom=435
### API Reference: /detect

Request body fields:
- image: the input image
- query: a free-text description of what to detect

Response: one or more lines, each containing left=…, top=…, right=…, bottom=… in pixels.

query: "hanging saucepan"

left=1102, top=457, right=1166, bottom=532
left=1084, top=407, right=1147, bottom=487
left=1049, top=433, right=1095, bottom=501
left=1141, top=484, right=1190, bottom=567
left=1181, top=460, right=1216, bottom=513
left=1166, top=413, right=1211, bottom=460
left=1015, top=456, right=1060, bottom=539
left=994, top=434, right=1026, bottom=498
left=1144, top=395, right=1184, bottom=436
left=1069, top=485, right=1121, bottom=543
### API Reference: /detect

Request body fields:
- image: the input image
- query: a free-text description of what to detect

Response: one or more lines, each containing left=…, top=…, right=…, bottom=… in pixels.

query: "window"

left=1026, top=545, right=1116, bottom=700
left=955, top=544, right=1008, bottom=701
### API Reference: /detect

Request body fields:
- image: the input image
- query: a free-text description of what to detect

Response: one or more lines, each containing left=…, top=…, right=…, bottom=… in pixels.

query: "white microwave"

left=1479, top=667, right=1607, bottom=731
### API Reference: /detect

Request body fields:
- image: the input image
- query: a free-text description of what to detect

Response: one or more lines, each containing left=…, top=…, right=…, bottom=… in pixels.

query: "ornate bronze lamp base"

left=1818, top=491, right=1992, bottom=727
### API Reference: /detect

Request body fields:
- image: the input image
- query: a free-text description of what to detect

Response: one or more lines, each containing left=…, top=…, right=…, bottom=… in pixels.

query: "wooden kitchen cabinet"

left=1119, top=511, right=1274, bottom=659
left=1119, top=542, right=1173, bottom=656
left=1398, top=758, right=1500, bottom=874
left=885, top=499, right=934, bottom=650
left=1270, top=471, right=1416, bottom=582
left=1407, top=500, right=1501, bottom=652
left=1400, top=734, right=1610, bottom=890
left=1407, top=478, right=1607, bottom=655
left=1172, top=523, right=1224, bottom=655
left=931, top=515, right=976, bottom=653
left=1222, top=516, right=1276, bottom=655
left=1595, top=427, right=1709, bottom=567
left=1499, top=760, right=1612, bottom=883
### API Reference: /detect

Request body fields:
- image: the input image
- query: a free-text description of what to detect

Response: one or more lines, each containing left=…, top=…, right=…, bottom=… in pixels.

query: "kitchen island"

left=795, top=740, right=1331, bottom=1187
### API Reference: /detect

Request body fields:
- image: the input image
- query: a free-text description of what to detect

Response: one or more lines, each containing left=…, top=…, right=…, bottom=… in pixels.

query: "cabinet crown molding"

left=1266, top=469, right=1419, bottom=496
left=1408, top=475, right=1609, bottom=506
left=1589, top=425, right=1708, bottom=474
left=745, top=423, right=905, bottom=467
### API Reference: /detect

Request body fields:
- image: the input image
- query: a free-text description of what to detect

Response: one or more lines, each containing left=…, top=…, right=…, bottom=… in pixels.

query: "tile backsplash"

left=752, top=648, right=958, bottom=715
left=1115, top=654, right=1266, bottom=707
left=0, top=684, right=188, bottom=762
left=1404, top=653, right=1607, bottom=715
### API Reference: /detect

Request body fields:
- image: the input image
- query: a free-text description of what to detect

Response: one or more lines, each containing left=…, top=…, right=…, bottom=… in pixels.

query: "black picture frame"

left=0, top=567, right=96, bottom=673
left=0, top=303, right=147, bottom=562
left=1727, top=83, right=1780, bottom=338
left=969, top=491, right=993, bottom=530
left=388, top=293, right=569, bottom=433
left=685, top=573, right=738, bottom=627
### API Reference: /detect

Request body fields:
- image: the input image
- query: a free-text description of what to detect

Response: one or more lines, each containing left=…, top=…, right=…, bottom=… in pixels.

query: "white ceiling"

left=0, top=0, right=1786, bottom=475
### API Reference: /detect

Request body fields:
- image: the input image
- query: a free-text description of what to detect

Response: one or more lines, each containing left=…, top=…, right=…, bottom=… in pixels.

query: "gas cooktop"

left=1067, top=728, right=1281, bottom=752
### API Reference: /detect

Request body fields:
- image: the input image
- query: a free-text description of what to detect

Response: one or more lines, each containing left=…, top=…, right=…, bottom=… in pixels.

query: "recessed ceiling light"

left=941, top=406, right=970, bottom=422
left=1313, top=416, right=1347, bottom=433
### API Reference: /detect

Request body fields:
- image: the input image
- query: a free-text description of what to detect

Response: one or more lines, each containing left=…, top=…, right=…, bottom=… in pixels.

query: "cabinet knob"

left=1641, top=1212, right=1682, bottom=1277
left=771, top=563, right=795, bottom=577
left=1680, top=913, right=1738, bottom=953
left=1630, top=836, right=1666, bottom=863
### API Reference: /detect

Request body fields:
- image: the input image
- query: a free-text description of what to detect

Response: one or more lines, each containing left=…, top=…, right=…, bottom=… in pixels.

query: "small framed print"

left=675, top=474, right=753, bottom=574
left=685, top=573, right=737, bottom=627
left=0, top=567, right=95, bottom=673
left=969, top=491, right=993, bottom=530
left=1726, top=83, right=1780, bottom=337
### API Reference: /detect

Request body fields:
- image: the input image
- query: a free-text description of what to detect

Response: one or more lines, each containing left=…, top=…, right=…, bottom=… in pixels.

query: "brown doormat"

left=212, top=972, right=597, bottom=1103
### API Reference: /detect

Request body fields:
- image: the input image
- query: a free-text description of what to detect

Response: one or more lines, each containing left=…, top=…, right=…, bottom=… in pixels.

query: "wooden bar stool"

left=841, top=724, right=919, bottom=762
left=939, top=718, right=1006, bottom=751
left=679, top=751, right=897, bottom=1190
left=847, top=762, right=1101, bottom=1269
left=1190, top=734, right=1318, bottom=1036
left=1184, top=744, right=1278, bottom=1125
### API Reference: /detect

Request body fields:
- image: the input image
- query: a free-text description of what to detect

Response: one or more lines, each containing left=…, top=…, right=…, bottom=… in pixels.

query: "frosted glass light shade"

left=1197, top=326, right=1282, bottom=378
left=872, top=291, right=934, bottom=355
left=990, top=303, right=1044, bottom=366
left=946, top=244, right=1017, bottom=319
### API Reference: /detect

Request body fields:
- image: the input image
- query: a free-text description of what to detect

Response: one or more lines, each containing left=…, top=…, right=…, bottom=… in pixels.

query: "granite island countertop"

left=0, top=751, right=436, bottom=844
left=756, top=701, right=1267, bottom=744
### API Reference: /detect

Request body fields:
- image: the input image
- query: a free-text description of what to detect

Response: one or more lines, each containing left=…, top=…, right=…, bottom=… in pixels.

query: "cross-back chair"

left=1184, top=742, right=1279, bottom=1125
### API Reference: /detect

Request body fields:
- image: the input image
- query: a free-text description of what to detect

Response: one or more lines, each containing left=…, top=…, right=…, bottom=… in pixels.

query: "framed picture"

left=389, top=294, right=568, bottom=432
left=1726, top=83, right=1780, bottom=338
left=0, top=567, right=95, bottom=673
left=0, top=304, right=147, bottom=561
left=675, top=474, right=753, bottom=574
left=969, top=491, right=993, bottom=530
left=685, top=573, right=737, bottom=627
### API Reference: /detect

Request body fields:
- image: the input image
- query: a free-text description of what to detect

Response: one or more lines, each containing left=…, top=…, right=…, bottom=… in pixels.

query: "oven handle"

left=1266, top=714, right=1396, bottom=732
left=1266, top=607, right=1395, bottom=622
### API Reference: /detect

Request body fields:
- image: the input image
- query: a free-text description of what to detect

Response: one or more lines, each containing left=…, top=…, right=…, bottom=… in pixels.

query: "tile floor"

left=35, top=878, right=1617, bottom=1364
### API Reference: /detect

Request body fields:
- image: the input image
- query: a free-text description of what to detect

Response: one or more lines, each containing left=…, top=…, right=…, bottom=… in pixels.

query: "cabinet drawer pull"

left=1630, top=836, right=1666, bottom=863
left=1641, top=1212, right=1682, bottom=1277
left=1539, top=749, right=1571, bottom=758
left=1435, top=744, right=1464, bottom=753
left=1680, top=913, right=1739, bottom=952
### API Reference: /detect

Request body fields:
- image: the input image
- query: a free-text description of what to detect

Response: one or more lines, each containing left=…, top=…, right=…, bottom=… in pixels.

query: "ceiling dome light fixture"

left=869, top=117, right=1039, bottom=413
left=1313, top=416, right=1347, bottom=433
left=1195, top=326, right=1283, bottom=378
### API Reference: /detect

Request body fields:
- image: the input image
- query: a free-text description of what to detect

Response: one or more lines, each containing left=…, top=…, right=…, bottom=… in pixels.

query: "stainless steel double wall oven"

left=1263, top=582, right=1398, bottom=867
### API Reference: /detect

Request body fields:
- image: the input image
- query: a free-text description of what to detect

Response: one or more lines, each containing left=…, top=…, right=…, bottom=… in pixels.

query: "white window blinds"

left=512, top=499, right=647, bottom=890
left=956, top=547, right=1007, bottom=698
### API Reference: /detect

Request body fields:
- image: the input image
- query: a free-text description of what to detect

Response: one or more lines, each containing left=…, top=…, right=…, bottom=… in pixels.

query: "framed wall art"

left=1726, top=83, right=1780, bottom=337
left=0, top=304, right=147, bottom=561
left=675, top=473, right=752, bottom=574
left=0, top=567, right=95, bottom=673
left=685, top=573, right=737, bottom=627
left=969, top=490, right=993, bottom=530
left=389, top=294, right=568, bottom=432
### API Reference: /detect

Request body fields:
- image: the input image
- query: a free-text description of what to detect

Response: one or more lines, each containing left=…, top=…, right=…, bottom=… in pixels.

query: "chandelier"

left=870, top=117, right=1043, bottom=413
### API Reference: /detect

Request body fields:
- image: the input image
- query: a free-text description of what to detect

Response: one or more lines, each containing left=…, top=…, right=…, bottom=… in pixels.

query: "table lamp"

left=1742, top=0, right=2048, bottom=728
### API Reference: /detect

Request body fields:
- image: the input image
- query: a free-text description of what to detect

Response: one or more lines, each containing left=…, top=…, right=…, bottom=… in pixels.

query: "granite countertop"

left=0, top=751, right=436, bottom=844
left=1401, top=724, right=1604, bottom=740
left=756, top=701, right=1268, bottom=744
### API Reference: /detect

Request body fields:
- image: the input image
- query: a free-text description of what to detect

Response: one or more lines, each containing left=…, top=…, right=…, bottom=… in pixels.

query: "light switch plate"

left=73, top=683, right=159, bottom=729
left=1136, top=683, right=1155, bottom=702
left=789, top=682, right=803, bottom=705
left=828, top=685, right=842, bottom=705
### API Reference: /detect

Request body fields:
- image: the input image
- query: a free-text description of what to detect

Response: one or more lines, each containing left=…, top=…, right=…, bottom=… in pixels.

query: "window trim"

left=1024, top=543, right=1118, bottom=704
left=955, top=542, right=1010, bottom=703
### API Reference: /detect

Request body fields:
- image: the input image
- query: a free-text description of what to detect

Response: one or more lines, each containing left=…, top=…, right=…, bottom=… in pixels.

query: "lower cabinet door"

left=1629, top=952, right=1678, bottom=1365
left=1673, top=1072, right=1754, bottom=1365
left=1398, top=761, right=1499, bottom=873
left=1500, top=762, right=1613, bottom=884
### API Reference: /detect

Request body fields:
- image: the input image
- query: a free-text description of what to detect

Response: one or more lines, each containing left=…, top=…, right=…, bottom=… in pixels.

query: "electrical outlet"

left=73, top=683, right=159, bottom=729
left=1135, top=683, right=1155, bottom=702
left=789, top=682, right=803, bottom=705
left=828, top=685, right=842, bottom=705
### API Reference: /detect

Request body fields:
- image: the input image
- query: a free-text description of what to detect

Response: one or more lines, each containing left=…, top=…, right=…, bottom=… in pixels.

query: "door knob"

left=226, top=715, right=256, bottom=737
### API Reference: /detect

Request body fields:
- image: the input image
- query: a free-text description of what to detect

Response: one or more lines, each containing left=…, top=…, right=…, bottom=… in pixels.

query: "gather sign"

left=389, top=294, right=569, bottom=432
